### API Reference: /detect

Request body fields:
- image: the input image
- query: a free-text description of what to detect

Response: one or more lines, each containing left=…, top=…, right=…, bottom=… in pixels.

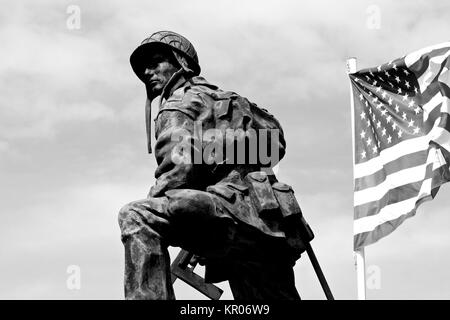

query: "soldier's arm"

left=149, top=95, right=210, bottom=197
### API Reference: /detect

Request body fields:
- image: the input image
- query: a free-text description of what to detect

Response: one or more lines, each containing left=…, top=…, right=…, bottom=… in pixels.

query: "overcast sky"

left=1, top=0, right=450, bottom=300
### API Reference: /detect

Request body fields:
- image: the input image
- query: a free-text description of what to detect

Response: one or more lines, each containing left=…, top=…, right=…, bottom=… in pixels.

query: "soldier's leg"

left=228, top=259, right=300, bottom=300
left=226, top=224, right=301, bottom=300
left=118, top=190, right=235, bottom=300
left=118, top=198, right=175, bottom=300
left=164, top=188, right=301, bottom=300
left=163, top=189, right=236, bottom=258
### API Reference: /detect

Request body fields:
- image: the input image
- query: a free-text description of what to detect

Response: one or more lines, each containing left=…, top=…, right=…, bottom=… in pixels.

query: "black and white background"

left=1, top=0, right=450, bottom=300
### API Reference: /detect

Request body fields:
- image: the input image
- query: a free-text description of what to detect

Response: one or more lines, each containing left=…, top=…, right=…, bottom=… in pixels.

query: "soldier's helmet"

left=130, top=31, right=201, bottom=81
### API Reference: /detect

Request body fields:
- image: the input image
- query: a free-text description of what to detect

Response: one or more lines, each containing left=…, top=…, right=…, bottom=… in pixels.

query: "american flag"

left=349, top=42, right=450, bottom=250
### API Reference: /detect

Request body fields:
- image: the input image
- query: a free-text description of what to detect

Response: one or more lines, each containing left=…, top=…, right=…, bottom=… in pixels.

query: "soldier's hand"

left=190, top=255, right=207, bottom=266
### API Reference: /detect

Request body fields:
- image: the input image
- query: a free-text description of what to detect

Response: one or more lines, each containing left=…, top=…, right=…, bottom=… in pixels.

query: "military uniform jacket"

left=148, top=76, right=309, bottom=277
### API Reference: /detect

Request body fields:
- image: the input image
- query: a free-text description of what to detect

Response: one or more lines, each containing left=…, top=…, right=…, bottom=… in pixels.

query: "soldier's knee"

left=118, top=201, right=143, bottom=226
left=118, top=203, right=133, bottom=224
left=118, top=200, right=160, bottom=242
left=165, top=189, right=215, bottom=218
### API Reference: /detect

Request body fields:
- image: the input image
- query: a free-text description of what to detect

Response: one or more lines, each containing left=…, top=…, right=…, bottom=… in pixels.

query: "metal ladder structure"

left=170, top=243, right=334, bottom=300
left=170, top=249, right=223, bottom=300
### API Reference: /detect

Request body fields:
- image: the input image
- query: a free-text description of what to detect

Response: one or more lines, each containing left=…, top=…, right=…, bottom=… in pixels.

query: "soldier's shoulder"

left=187, top=77, right=272, bottom=112
left=160, top=77, right=221, bottom=119
left=163, top=76, right=277, bottom=121
left=184, top=76, right=235, bottom=103
left=162, top=77, right=214, bottom=108
left=188, top=77, right=249, bottom=119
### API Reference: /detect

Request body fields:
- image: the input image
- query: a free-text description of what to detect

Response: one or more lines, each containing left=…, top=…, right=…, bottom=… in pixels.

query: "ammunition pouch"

left=207, top=170, right=315, bottom=258
left=271, top=181, right=314, bottom=244
left=272, top=182, right=314, bottom=252
left=206, top=184, right=236, bottom=202
left=272, top=182, right=301, bottom=219
left=244, top=171, right=279, bottom=219
left=244, top=173, right=315, bottom=255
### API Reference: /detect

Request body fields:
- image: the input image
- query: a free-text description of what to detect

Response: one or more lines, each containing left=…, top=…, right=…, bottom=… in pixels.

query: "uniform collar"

left=158, top=74, right=218, bottom=106
left=186, top=76, right=218, bottom=89
left=160, top=69, right=188, bottom=101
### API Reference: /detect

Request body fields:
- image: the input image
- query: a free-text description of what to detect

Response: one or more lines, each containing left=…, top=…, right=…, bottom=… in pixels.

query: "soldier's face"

left=144, top=52, right=179, bottom=96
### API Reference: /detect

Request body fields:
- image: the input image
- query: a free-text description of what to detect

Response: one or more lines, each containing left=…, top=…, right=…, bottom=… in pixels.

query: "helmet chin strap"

left=160, top=68, right=187, bottom=100
left=145, top=67, right=188, bottom=154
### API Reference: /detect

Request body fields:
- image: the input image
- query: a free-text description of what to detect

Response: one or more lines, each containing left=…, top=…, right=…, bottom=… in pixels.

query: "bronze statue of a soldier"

left=118, top=31, right=314, bottom=300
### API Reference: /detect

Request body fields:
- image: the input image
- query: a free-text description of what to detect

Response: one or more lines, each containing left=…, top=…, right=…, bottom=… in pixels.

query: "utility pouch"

left=271, top=182, right=302, bottom=219
left=206, top=184, right=236, bottom=202
left=245, top=171, right=279, bottom=218
left=299, top=215, right=315, bottom=243
left=272, top=182, right=314, bottom=243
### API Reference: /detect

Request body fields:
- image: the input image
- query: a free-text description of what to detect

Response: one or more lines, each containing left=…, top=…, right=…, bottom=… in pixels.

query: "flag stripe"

left=405, top=42, right=450, bottom=67
left=440, top=112, right=450, bottom=132
left=423, top=92, right=443, bottom=121
left=354, top=135, right=428, bottom=178
left=408, top=46, right=450, bottom=78
left=439, top=66, right=449, bottom=84
left=417, top=54, right=450, bottom=93
left=354, top=158, right=450, bottom=239
left=354, top=112, right=449, bottom=179
left=354, top=180, right=426, bottom=219
left=354, top=149, right=450, bottom=242
left=408, top=55, right=430, bottom=80
left=432, top=125, right=450, bottom=152
left=421, top=78, right=443, bottom=104
left=354, top=160, right=450, bottom=248
left=354, top=150, right=427, bottom=191
left=354, top=162, right=431, bottom=206
left=420, top=75, right=450, bottom=105
left=355, top=141, right=448, bottom=204
left=354, top=208, right=421, bottom=249
left=354, top=112, right=450, bottom=191
left=354, top=177, right=433, bottom=234
left=354, top=145, right=443, bottom=206
left=425, top=106, right=444, bottom=131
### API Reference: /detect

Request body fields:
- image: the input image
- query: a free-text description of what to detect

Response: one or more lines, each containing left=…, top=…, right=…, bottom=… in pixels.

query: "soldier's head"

left=130, top=31, right=201, bottom=97
left=140, top=47, right=181, bottom=96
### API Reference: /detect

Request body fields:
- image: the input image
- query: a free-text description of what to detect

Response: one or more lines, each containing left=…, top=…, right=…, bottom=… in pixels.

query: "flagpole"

left=346, top=57, right=367, bottom=300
